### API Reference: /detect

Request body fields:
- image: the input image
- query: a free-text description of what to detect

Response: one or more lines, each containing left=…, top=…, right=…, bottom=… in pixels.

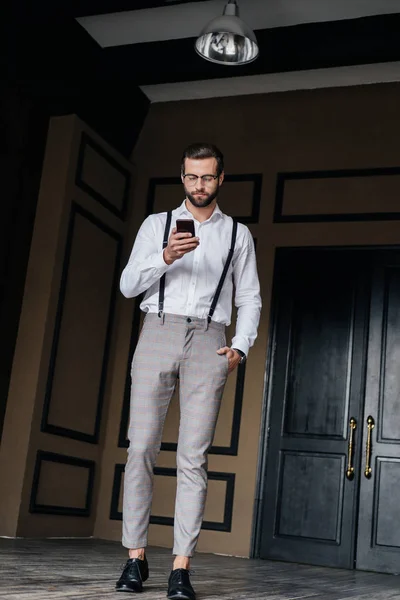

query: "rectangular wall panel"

left=41, top=203, right=122, bottom=443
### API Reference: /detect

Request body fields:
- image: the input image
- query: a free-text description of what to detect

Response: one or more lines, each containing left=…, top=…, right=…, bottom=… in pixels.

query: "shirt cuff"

left=230, top=337, right=249, bottom=357
left=156, top=249, right=172, bottom=272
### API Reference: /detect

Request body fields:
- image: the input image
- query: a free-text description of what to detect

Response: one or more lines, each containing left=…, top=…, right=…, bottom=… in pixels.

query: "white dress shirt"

left=120, top=201, right=261, bottom=356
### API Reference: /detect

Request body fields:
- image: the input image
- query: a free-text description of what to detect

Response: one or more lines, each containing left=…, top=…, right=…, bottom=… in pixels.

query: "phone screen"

left=176, top=219, right=195, bottom=237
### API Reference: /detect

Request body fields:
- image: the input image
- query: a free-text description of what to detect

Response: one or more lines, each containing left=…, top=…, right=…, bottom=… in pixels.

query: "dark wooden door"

left=356, top=253, right=400, bottom=574
left=259, top=248, right=400, bottom=574
left=259, top=248, right=370, bottom=569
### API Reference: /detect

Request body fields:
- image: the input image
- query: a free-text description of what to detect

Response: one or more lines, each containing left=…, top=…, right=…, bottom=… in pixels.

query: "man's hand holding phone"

left=163, top=219, right=199, bottom=265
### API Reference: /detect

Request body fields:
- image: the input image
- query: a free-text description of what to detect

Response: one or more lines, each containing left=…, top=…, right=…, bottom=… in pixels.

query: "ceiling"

left=73, top=0, right=400, bottom=102
left=3, top=0, right=400, bottom=157
left=77, top=0, right=400, bottom=47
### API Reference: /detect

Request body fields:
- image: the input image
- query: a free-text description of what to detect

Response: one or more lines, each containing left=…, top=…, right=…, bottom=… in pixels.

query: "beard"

left=185, top=184, right=219, bottom=208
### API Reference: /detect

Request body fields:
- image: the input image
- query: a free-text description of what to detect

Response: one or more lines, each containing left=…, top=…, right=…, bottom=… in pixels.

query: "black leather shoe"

left=167, top=568, right=196, bottom=600
left=116, top=556, right=149, bottom=593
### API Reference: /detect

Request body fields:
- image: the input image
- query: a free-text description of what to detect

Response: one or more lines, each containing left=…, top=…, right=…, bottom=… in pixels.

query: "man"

left=117, top=142, right=261, bottom=600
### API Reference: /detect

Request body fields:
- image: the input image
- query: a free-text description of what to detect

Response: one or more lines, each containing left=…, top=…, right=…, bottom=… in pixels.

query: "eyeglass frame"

left=182, top=173, right=220, bottom=186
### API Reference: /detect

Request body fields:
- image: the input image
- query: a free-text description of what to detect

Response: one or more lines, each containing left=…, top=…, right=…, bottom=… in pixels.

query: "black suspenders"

left=158, top=210, right=172, bottom=317
left=207, top=219, right=237, bottom=323
left=158, top=212, right=238, bottom=322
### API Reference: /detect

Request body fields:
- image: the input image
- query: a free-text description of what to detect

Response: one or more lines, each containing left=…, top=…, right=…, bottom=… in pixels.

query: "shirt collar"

left=175, top=199, right=223, bottom=222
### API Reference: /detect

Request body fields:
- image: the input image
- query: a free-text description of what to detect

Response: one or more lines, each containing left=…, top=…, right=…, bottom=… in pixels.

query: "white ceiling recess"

left=140, top=62, right=400, bottom=102
left=77, top=0, right=400, bottom=48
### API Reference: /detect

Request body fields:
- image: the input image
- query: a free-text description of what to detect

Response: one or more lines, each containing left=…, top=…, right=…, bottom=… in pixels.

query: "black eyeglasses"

left=183, top=174, right=219, bottom=186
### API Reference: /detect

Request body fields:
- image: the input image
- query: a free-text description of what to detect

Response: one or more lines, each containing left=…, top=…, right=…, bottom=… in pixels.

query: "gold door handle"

left=364, top=415, right=375, bottom=479
left=346, top=417, right=357, bottom=480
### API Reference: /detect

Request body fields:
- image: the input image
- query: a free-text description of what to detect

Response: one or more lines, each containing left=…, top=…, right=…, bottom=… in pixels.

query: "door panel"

left=356, top=255, right=400, bottom=573
left=277, top=451, right=345, bottom=543
left=260, top=249, right=369, bottom=569
left=284, top=273, right=354, bottom=438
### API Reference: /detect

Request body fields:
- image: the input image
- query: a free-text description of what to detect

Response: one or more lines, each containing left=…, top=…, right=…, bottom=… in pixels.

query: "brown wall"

left=3, top=82, right=400, bottom=558
left=94, top=82, right=400, bottom=557
left=0, top=115, right=134, bottom=538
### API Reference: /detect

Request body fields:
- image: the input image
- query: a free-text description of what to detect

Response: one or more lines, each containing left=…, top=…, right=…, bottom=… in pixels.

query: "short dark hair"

left=181, top=142, right=224, bottom=176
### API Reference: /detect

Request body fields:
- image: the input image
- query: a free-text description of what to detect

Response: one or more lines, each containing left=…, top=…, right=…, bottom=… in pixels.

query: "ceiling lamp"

left=195, top=0, right=259, bottom=66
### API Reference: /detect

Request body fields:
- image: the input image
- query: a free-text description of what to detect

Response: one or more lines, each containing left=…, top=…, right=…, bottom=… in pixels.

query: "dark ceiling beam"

left=104, top=13, right=400, bottom=86
left=1, top=11, right=149, bottom=157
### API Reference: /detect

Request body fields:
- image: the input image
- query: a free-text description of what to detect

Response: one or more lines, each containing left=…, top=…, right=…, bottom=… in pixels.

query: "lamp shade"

left=195, top=0, right=259, bottom=66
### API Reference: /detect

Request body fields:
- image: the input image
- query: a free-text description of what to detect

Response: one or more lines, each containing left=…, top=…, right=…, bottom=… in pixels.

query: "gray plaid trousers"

left=122, top=312, right=229, bottom=557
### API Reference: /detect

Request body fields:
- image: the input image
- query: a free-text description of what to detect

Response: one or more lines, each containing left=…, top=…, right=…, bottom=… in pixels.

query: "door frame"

left=251, top=243, right=400, bottom=560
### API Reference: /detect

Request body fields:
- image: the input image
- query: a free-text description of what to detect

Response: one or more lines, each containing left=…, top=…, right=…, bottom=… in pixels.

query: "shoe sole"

left=116, top=585, right=143, bottom=593
left=167, top=594, right=193, bottom=600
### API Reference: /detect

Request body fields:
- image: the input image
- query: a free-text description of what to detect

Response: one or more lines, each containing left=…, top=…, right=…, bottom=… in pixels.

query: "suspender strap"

left=207, top=219, right=238, bottom=324
left=158, top=211, right=172, bottom=317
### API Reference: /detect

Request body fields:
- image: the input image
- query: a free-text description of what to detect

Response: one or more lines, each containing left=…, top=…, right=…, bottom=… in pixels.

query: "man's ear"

left=219, top=171, right=225, bottom=185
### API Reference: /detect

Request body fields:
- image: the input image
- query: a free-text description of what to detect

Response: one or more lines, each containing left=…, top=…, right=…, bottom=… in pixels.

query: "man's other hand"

left=216, top=347, right=241, bottom=374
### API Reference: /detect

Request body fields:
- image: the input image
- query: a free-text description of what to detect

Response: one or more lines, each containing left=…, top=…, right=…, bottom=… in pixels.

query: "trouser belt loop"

left=158, top=311, right=165, bottom=325
left=204, top=316, right=210, bottom=332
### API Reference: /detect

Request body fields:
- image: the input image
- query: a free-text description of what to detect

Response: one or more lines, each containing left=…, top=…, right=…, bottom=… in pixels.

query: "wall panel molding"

left=118, top=172, right=258, bottom=453
left=146, top=174, right=262, bottom=223
left=118, top=346, right=246, bottom=456
left=118, top=299, right=143, bottom=448
left=29, top=450, right=95, bottom=517
left=274, top=166, right=400, bottom=223
left=76, top=132, right=131, bottom=220
left=110, top=464, right=235, bottom=532
left=41, top=202, right=122, bottom=444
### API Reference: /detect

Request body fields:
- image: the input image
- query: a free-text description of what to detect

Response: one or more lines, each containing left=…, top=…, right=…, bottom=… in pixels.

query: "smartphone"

left=176, top=219, right=195, bottom=237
